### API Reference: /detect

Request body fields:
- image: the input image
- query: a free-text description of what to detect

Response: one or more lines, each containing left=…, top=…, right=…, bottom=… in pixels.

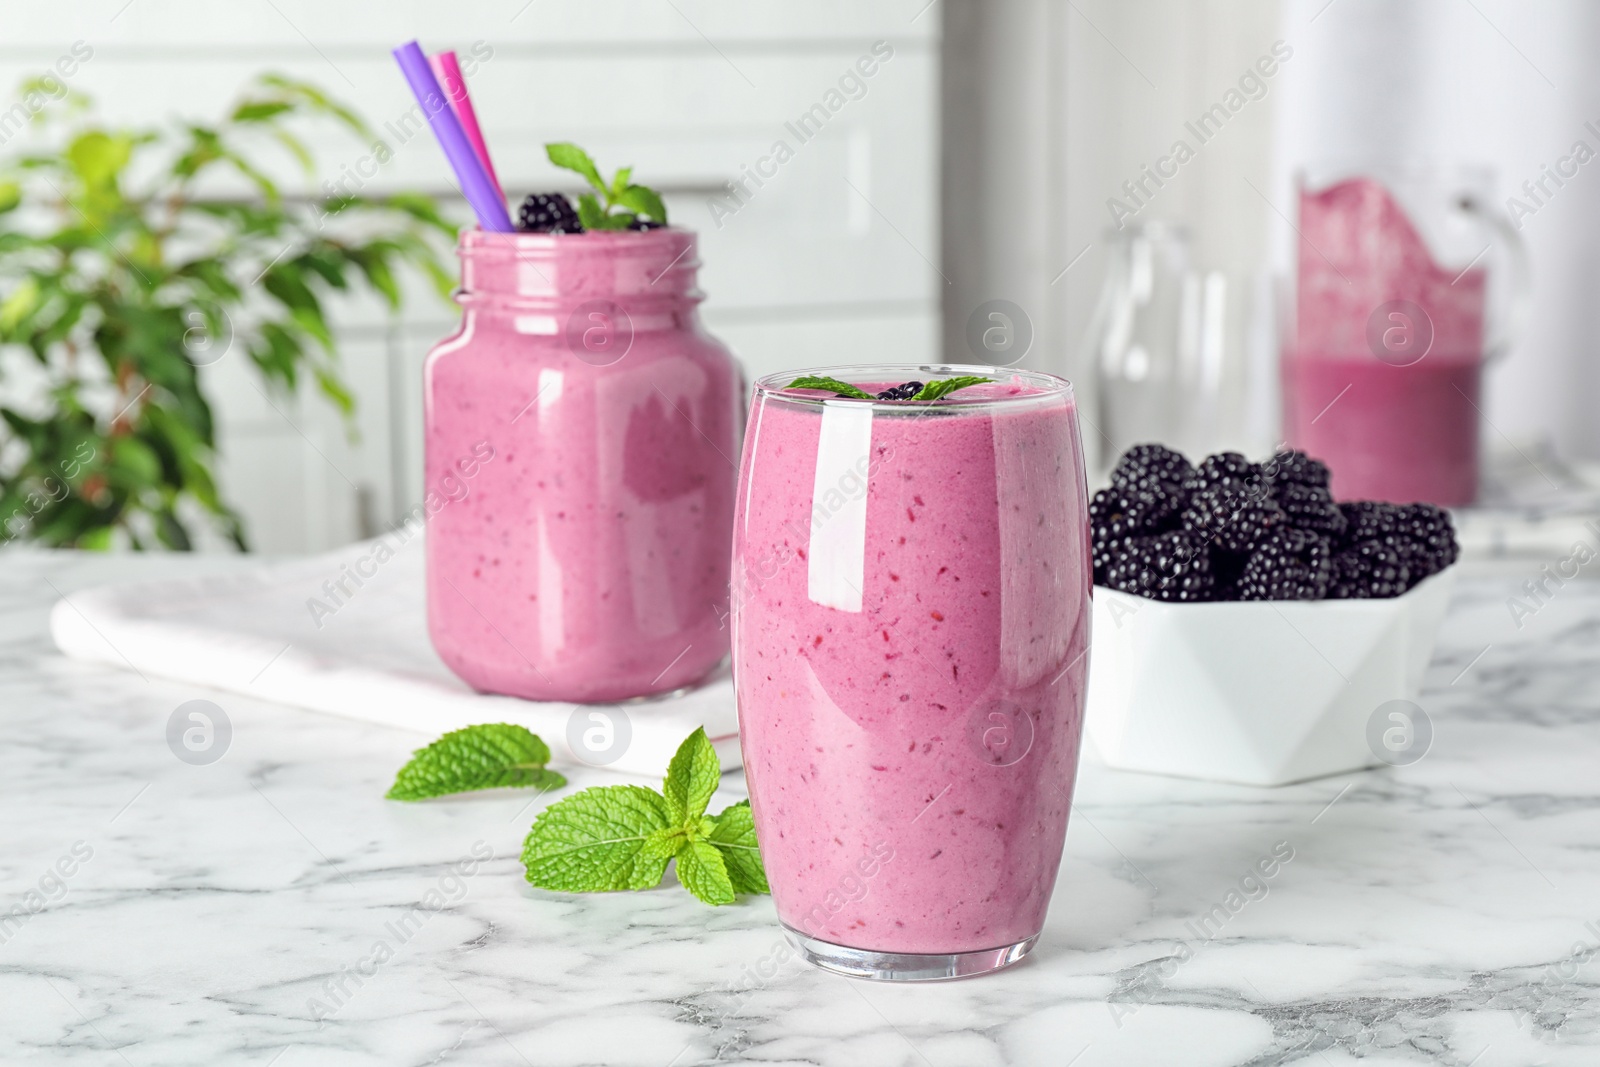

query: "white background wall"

left=942, top=0, right=1284, bottom=471
left=0, top=1, right=940, bottom=553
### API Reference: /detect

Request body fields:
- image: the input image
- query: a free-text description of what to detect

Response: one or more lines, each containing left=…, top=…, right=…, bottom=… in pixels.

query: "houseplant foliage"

left=0, top=74, right=454, bottom=549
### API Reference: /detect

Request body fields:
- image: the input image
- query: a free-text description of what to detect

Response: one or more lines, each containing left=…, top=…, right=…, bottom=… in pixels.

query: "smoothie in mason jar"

left=732, top=366, right=1091, bottom=979
left=425, top=228, right=741, bottom=703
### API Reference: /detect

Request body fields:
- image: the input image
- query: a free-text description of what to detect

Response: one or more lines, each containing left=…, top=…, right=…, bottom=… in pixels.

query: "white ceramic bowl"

left=1084, top=566, right=1457, bottom=787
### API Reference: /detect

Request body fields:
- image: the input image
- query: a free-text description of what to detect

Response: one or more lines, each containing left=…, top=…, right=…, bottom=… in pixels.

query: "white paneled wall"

left=0, top=1, right=940, bottom=552
left=940, top=0, right=1282, bottom=472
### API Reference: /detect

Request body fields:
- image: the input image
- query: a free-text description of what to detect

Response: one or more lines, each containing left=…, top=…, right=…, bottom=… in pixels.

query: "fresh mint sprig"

left=911, top=375, right=991, bottom=401
left=785, top=374, right=993, bottom=401
left=785, top=375, right=875, bottom=400
left=521, top=727, right=766, bottom=906
left=386, top=724, right=567, bottom=801
left=546, top=142, right=669, bottom=231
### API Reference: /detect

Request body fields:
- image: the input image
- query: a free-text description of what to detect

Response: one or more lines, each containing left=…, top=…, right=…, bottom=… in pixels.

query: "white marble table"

left=4, top=550, right=1598, bottom=1066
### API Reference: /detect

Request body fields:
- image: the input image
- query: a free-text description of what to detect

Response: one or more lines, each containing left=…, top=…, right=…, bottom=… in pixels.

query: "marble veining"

left=1, top=549, right=1598, bottom=1066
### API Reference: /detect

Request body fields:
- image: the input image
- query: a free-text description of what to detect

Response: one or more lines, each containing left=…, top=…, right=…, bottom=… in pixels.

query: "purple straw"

left=392, top=40, right=513, bottom=233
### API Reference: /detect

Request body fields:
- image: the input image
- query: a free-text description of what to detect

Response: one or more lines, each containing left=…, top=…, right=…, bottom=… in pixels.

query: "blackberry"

left=1329, top=540, right=1411, bottom=599
left=1338, top=500, right=1405, bottom=545
left=1276, top=482, right=1348, bottom=537
left=1397, top=503, right=1459, bottom=582
left=1092, top=534, right=1129, bottom=585
left=1183, top=451, right=1257, bottom=493
left=1181, top=478, right=1286, bottom=553
left=875, top=381, right=923, bottom=401
left=517, top=192, right=583, bottom=233
left=1237, top=527, right=1333, bottom=600
left=1264, top=449, right=1331, bottom=490
left=1209, top=546, right=1251, bottom=600
left=1111, top=443, right=1194, bottom=496
left=1100, top=530, right=1214, bottom=602
left=1090, top=486, right=1178, bottom=545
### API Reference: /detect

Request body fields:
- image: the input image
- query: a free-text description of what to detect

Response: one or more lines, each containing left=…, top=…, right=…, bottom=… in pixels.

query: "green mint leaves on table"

left=546, top=142, right=669, bottom=231
left=786, top=374, right=993, bottom=402
left=521, top=727, right=768, bottom=906
left=386, top=724, right=567, bottom=801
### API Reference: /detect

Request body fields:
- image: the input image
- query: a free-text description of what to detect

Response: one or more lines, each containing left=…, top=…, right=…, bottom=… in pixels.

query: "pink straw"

left=392, top=41, right=511, bottom=232
left=430, top=51, right=505, bottom=206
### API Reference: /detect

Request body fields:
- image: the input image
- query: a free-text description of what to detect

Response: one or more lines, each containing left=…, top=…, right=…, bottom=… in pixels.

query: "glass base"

left=781, top=924, right=1037, bottom=982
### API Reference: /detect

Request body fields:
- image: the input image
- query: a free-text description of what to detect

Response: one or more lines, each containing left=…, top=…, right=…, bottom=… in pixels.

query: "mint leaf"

left=546, top=144, right=668, bottom=228
left=676, top=839, right=736, bottom=905
left=576, top=193, right=607, bottom=231
left=546, top=142, right=607, bottom=195
left=386, top=724, right=566, bottom=801
left=609, top=166, right=633, bottom=199
left=707, top=800, right=769, bottom=895
left=663, top=727, right=720, bottom=824
left=616, top=183, right=668, bottom=224
left=641, top=824, right=689, bottom=862
left=786, top=375, right=875, bottom=400
left=517, top=728, right=770, bottom=905
left=911, top=375, right=991, bottom=401
left=522, top=785, right=675, bottom=892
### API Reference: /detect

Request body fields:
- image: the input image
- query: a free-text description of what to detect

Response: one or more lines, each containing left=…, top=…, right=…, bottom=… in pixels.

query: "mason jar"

left=424, top=227, right=741, bottom=703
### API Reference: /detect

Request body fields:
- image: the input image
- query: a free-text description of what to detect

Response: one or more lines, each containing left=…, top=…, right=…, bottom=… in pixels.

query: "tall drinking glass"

left=732, top=365, right=1092, bottom=980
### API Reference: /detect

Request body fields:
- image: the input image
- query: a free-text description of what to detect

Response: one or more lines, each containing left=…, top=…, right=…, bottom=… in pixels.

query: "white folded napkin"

left=48, top=531, right=740, bottom=778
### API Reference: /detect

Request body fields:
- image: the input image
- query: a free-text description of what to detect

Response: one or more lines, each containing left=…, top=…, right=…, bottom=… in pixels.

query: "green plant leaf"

left=616, top=184, right=668, bottom=224
left=707, top=800, right=769, bottom=895
left=0, top=70, right=455, bottom=551
left=575, top=192, right=606, bottom=231
left=609, top=166, right=633, bottom=199
left=522, top=785, right=675, bottom=892
left=108, top=437, right=163, bottom=487
left=0, top=278, right=41, bottom=335
left=676, top=839, right=736, bottom=905
left=546, top=142, right=607, bottom=195
left=785, top=375, right=875, bottom=400
left=663, top=727, right=720, bottom=824
left=258, top=73, right=371, bottom=137
left=911, top=375, right=992, bottom=401
left=66, top=130, right=132, bottom=188
left=589, top=212, right=635, bottom=231
left=231, top=101, right=294, bottom=123
left=387, top=723, right=566, bottom=801
left=346, top=245, right=400, bottom=308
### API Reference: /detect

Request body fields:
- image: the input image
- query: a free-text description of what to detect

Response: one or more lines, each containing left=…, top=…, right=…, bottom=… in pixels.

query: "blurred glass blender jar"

left=1281, top=165, right=1527, bottom=507
left=1085, top=222, right=1277, bottom=471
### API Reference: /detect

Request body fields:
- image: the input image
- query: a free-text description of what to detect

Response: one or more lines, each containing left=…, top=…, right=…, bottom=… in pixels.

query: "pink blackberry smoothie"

left=1284, top=356, right=1481, bottom=505
left=1284, top=177, right=1486, bottom=506
left=425, top=228, right=741, bottom=703
left=732, top=366, right=1091, bottom=978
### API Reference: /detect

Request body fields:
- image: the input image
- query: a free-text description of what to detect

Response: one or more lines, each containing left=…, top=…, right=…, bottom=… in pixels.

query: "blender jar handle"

left=1458, top=193, right=1529, bottom=364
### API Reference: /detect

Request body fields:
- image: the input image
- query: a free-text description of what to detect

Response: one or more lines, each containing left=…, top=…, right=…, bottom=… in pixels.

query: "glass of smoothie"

left=732, top=364, right=1092, bottom=980
left=425, top=228, right=741, bottom=703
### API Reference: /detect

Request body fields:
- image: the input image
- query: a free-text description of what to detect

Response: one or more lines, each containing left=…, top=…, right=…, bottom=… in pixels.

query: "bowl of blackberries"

left=1085, top=444, right=1460, bottom=787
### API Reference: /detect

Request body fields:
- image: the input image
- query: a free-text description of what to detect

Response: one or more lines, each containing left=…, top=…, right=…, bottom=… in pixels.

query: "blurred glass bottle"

left=1084, top=222, right=1275, bottom=470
